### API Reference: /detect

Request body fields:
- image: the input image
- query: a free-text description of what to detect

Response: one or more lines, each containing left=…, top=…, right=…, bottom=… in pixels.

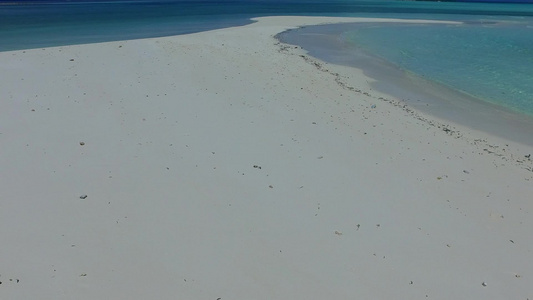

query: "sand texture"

left=1, top=16, right=532, bottom=299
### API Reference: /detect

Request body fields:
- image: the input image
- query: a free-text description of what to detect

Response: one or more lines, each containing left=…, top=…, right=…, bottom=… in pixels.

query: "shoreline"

left=1, top=16, right=532, bottom=299
left=276, top=21, right=533, bottom=147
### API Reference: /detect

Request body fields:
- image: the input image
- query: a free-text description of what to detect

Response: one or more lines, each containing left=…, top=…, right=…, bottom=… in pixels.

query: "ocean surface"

left=342, top=18, right=533, bottom=117
left=2, top=0, right=533, bottom=51
left=1, top=0, right=533, bottom=137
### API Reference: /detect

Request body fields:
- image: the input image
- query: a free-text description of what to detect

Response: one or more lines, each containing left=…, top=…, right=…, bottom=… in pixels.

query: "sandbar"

left=0, top=16, right=531, bottom=299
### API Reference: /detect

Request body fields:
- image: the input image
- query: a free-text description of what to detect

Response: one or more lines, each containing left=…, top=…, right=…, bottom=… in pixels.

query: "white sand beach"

left=1, top=16, right=532, bottom=299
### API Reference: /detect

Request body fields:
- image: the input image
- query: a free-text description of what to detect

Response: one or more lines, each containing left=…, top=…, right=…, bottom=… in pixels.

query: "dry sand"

left=1, top=16, right=532, bottom=299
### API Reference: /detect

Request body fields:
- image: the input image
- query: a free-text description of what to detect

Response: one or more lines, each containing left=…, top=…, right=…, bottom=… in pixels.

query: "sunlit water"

left=343, top=18, right=533, bottom=116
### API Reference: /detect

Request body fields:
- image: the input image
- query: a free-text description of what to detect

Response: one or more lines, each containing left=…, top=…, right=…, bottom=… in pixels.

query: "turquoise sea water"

left=1, top=0, right=533, bottom=121
left=343, top=19, right=533, bottom=117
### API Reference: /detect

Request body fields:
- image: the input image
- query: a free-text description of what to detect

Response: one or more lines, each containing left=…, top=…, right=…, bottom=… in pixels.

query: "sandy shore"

left=1, top=16, right=532, bottom=299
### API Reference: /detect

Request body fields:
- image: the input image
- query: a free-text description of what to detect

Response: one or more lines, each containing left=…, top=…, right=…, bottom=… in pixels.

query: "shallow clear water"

left=343, top=19, right=533, bottom=117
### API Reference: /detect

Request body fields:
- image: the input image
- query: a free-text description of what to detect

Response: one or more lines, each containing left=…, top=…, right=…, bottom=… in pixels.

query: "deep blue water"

left=1, top=0, right=533, bottom=119
left=3, top=0, right=533, bottom=51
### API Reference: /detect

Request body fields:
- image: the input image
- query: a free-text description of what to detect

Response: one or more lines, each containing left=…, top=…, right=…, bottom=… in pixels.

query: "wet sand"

left=277, top=22, right=533, bottom=146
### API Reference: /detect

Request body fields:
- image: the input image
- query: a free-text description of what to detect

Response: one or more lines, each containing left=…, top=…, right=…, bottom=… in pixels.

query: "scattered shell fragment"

left=482, top=282, right=487, bottom=287
left=79, top=195, right=87, bottom=199
left=79, top=142, right=85, bottom=146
